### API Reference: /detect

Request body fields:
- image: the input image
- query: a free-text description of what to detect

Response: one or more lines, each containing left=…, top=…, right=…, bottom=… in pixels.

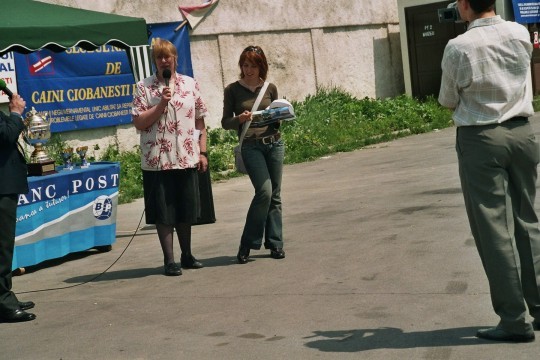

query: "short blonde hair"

left=151, top=38, right=177, bottom=67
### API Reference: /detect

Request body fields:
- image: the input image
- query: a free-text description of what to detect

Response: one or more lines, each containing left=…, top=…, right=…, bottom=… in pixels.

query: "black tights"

left=156, top=223, right=192, bottom=265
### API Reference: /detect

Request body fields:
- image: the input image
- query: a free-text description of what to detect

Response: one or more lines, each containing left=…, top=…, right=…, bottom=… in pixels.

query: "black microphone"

left=162, top=69, right=171, bottom=87
left=0, top=79, right=13, bottom=99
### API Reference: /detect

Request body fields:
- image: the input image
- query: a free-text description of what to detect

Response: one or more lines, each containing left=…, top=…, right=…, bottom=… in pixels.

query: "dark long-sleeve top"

left=221, top=81, right=279, bottom=139
left=0, top=111, right=28, bottom=195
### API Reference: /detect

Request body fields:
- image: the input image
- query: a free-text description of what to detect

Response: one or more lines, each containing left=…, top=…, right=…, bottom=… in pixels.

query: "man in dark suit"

left=0, top=93, right=36, bottom=323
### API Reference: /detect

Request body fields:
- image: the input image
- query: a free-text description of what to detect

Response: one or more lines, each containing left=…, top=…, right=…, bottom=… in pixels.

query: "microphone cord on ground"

left=15, top=198, right=146, bottom=294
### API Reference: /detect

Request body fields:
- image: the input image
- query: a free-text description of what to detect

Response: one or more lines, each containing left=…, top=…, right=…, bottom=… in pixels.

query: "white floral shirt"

left=132, top=73, right=208, bottom=171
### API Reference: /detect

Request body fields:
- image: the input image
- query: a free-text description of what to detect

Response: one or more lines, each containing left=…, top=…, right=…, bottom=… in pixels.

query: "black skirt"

left=143, top=169, right=200, bottom=225
left=193, top=166, right=216, bottom=226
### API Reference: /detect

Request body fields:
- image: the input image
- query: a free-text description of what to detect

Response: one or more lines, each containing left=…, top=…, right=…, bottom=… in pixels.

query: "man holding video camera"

left=439, top=0, right=540, bottom=343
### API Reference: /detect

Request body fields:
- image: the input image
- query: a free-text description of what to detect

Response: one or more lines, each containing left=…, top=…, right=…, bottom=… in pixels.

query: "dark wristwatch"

left=200, top=151, right=208, bottom=157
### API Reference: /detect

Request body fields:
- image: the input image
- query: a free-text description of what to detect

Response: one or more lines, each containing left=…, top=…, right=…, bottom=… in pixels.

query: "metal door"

left=405, top=1, right=467, bottom=99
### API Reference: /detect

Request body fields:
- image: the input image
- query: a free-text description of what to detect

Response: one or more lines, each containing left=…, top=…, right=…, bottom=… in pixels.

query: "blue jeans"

left=240, top=139, right=285, bottom=250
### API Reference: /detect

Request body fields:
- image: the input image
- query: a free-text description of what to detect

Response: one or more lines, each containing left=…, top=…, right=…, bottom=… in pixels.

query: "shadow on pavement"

left=62, top=255, right=241, bottom=283
left=64, top=266, right=164, bottom=282
left=304, top=326, right=490, bottom=352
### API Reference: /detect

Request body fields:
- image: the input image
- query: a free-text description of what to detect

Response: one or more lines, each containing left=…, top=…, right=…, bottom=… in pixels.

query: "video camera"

left=438, top=1, right=462, bottom=23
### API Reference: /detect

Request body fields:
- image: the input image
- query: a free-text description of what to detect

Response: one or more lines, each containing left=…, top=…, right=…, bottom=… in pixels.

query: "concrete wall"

left=35, top=0, right=404, bottom=155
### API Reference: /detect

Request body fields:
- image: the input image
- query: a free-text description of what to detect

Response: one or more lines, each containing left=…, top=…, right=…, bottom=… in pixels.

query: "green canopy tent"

left=0, top=0, right=148, bottom=55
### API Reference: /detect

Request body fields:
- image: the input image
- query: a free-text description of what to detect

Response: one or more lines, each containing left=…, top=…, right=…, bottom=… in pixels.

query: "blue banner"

left=12, top=22, right=193, bottom=133
left=147, top=22, right=193, bottom=77
left=14, top=46, right=135, bottom=132
left=513, top=0, right=540, bottom=23
left=13, top=162, right=119, bottom=269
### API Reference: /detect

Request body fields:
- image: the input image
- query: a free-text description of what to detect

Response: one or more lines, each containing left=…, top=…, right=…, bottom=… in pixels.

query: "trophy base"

left=28, top=160, right=56, bottom=176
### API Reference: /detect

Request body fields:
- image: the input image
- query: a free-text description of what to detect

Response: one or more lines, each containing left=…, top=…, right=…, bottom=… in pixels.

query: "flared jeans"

left=240, top=139, right=285, bottom=250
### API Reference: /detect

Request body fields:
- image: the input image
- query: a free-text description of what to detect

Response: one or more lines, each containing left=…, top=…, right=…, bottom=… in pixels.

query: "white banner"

left=0, top=52, right=17, bottom=103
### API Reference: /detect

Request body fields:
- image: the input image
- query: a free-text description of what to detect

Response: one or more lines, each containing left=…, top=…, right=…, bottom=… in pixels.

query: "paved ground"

left=3, top=117, right=540, bottom=359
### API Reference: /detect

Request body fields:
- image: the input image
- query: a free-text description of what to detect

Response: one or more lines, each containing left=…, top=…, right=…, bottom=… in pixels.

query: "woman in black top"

left=221, top=45, right=286, bottom=264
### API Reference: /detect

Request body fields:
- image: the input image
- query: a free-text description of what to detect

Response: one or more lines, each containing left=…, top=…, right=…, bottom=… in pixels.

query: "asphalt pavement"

left=3, top=116, right=540, bottom=359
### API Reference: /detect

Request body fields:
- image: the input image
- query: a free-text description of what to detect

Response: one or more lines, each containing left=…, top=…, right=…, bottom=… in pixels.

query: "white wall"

left=35, top=0, right=404, bottom=156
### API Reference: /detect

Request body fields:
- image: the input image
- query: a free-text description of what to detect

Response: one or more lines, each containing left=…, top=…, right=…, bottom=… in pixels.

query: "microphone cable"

left=16, top=207, right=146, bottom=294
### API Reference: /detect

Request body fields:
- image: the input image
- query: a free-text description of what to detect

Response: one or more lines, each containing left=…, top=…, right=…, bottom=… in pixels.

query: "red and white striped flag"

left=178, top=0, right=219, bottom=30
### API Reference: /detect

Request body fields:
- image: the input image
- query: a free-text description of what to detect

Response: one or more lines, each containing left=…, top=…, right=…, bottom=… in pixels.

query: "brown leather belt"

left=243, top=133, right=281, bottom=145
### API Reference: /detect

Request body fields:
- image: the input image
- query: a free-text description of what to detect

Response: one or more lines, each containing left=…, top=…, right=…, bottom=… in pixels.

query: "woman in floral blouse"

left=131, top=38, right=209, bottom=276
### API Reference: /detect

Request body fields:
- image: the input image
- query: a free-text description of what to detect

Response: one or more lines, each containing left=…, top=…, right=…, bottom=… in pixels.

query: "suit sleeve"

left=0, top=112, right=25, bottom=148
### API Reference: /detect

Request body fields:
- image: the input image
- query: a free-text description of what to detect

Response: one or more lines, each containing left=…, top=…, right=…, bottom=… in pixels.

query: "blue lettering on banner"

left=512, top=0, right=540, bottom=23
left=0, top=63, right=15, bottom=71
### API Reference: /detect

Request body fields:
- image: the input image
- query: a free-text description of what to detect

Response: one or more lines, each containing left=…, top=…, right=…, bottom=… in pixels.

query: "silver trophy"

left=76, top=146, right=89, bottom=168
left=62, top=147, right=74, bottom=170
left=23, top=107, right=55, bottom=176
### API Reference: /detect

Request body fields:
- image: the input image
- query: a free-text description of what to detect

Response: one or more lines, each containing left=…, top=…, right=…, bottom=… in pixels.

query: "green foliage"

left=280, top=87, right=453, bottom=163
left=43, top=87, right=454, bottom=204
left=99, top=142, right=143, bottom=204
left=206, top=127, right=239, bottom=180
left=534, top=96, right=540, bottom=112
left=45, top=134, right=70, bottom=165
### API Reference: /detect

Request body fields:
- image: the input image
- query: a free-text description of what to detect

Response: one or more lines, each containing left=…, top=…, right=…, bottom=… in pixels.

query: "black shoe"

left=18, top=301, right=35, bottom=311
left=270, top=248, right=285, bottom=259
left=0, top=309, right=36, bottom=323
left=181, top=254, right=204, bottom=269
left=476, top=327, right=535, bottom=342
left=237, top=246, right=250, bottom=264
left=164, top=263, right=182, bottom=276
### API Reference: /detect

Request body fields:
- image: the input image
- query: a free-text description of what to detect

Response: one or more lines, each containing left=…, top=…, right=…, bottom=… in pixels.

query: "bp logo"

left=93, top=195, right=113, bottom=220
